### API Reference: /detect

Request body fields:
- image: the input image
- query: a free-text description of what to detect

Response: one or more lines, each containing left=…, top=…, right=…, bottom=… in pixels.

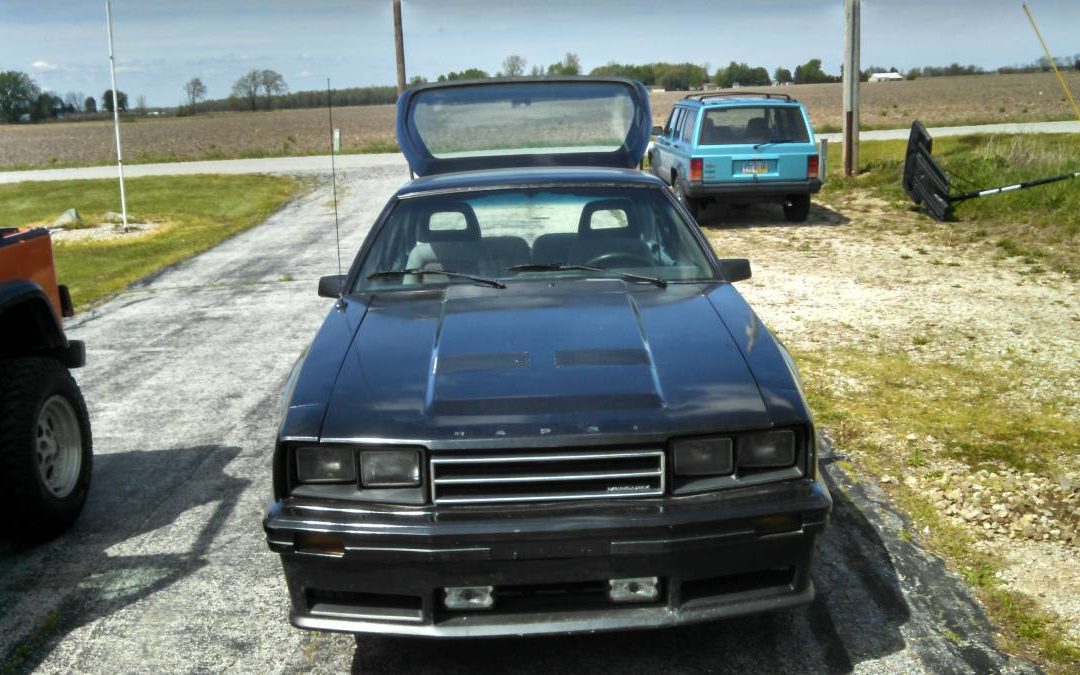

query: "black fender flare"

left=0, top=281, right=85, bottom=368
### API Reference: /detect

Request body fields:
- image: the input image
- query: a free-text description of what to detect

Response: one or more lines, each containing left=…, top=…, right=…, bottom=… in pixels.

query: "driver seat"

left=566, top=199, right=652, bottom=267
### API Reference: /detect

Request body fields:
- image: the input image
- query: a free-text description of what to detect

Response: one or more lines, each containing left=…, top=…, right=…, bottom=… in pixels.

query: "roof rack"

left=683, top=91, right=795, bottom=103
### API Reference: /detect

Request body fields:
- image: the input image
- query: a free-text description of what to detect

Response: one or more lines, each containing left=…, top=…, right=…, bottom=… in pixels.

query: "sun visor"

left=396, top=78, right=652, bottom=176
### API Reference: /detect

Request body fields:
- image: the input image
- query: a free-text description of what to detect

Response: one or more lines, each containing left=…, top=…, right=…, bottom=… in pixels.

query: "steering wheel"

left=583, top=252, right=654, bottom=269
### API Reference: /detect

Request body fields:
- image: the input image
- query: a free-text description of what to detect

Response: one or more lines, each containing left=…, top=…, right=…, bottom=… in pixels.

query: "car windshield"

left=354, top=187, right=715, bottom=291
left=698, top=106, right=809, bottom=146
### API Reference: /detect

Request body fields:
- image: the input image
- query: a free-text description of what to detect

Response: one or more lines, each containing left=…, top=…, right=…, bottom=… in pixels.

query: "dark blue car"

left=264, top=78, right=831, bottom=637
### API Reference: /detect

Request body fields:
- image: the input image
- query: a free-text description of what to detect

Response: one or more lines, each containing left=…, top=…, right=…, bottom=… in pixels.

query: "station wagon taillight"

left=690, top=158, right=703, bottom=183
left=807, top=155, right=820, bottom=179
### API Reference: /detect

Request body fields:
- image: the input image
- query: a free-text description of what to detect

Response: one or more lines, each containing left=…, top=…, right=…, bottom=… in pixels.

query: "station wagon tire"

left=783, top=194, right=811, bottom=223
left=0, top=357, right=92, bottom=542
left=673, top=181, right=705, bottom=221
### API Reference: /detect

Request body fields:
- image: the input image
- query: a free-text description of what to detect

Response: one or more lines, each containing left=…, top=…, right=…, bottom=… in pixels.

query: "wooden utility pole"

left=393, top=0, right=406, bottom=94
left=843, top=0, right=861, bottom=176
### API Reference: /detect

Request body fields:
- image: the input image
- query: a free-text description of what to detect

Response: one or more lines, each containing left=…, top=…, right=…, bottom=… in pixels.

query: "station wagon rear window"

left=698, top=106, right=809, bottom=146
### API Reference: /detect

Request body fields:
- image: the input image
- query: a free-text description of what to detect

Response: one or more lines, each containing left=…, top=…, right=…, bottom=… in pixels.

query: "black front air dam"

left=265, top=476, right=831, bottom=637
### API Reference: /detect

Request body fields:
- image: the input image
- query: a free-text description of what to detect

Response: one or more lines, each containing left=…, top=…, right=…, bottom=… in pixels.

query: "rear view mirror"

left=718, top=258, right=751, bottom=283
left=318, top=274, right=345, bottom=298
left=651, top=125, right=663, bottom=136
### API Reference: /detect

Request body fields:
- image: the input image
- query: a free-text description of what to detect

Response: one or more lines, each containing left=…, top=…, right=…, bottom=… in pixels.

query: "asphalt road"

left=0, top=164, right=1038, bottom=673
left=0, top=120, right=1076, bottom=185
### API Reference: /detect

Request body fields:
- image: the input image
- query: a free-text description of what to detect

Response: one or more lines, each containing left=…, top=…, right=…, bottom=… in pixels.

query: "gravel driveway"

left=0, top=165, right=1038, bottom=673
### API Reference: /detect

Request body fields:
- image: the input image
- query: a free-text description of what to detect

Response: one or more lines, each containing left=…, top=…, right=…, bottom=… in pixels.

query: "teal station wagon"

left=649, top=93, right=821, bottom=222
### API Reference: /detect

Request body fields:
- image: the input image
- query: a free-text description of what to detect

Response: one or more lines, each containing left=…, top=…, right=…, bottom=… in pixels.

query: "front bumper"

left=684, top=178, right=822, bottom=201
left=264, top=476, right=831, bottom=637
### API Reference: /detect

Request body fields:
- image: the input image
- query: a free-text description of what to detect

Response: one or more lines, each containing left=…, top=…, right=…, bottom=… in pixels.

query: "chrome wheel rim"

left=35, top=395, right=82, bottom=498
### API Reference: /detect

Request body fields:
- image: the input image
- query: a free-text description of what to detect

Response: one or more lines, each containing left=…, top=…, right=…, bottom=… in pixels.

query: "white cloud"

left=30, top=60, right=59, bottom=71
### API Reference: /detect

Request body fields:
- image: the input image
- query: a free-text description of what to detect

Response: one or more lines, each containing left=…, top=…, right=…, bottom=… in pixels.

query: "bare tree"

left=258, top=69, right=287, bottom=109
left=63, top=91, right=84, bottom=112
left=502, top=55, right=526, bottom=78
left=135, top=95, right=147, bottom=115
left=529, top=64, right=544, bottom=77
left=183, top=77, right=207, bottom=112
left=231, top=70, right=261, bottom=111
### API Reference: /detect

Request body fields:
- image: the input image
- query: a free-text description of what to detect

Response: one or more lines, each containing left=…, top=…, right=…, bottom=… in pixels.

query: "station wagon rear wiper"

left=753, top=138, right=804, bottom=150
left=368, top=269, right=506, bottom=289
left=507, top=263, right=667, bottom=288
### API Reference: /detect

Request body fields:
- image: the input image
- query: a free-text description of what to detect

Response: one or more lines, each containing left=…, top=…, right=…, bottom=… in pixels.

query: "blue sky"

left=1, top=0, right=1078, bottom=106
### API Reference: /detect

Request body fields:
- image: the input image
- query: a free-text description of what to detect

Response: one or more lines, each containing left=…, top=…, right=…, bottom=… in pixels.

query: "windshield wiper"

left=753, top=138, right=804, bottom=150
left=368, top=269, right=506, bottom=289
left=507, top=263, right=667, bottom=288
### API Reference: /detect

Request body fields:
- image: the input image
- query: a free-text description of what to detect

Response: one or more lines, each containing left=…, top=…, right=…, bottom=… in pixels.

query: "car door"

left=652, top=107, right=682, bottom=180
left=667, top=107, right=696, bottom=186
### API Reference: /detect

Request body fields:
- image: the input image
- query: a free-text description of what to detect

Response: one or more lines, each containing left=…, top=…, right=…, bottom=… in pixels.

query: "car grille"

left=430, top=449, right=665, bottom=505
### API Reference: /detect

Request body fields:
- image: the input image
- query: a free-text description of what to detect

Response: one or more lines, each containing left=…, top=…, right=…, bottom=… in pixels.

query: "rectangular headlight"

left=738, top=430, right=796, bottom=469
left=672, top=437, right=734, bottom=476
left=360, top=450, right=421, bottom=488
left=296, top=446, right=357, bottom=483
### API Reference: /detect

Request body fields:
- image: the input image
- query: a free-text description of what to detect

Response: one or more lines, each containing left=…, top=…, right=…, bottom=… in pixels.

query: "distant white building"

left=868, top=72, right=904, bottom=83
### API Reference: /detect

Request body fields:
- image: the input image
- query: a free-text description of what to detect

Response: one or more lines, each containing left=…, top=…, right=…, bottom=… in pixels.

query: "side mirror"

left=318, top=274, right=345, bottom=298
left=718, top=258, right=751, bottom=283
left=651, top=124, right=664, bottom=136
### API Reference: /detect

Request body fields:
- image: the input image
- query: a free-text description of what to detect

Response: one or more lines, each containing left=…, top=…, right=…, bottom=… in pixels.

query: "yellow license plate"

left=742, top=161, right=768, bottom=175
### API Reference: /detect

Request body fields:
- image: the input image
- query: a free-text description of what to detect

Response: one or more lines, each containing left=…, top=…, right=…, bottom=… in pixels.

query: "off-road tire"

left=783, top=194, right=811, bottom=223
left=0, top=357, right=92, bottom=542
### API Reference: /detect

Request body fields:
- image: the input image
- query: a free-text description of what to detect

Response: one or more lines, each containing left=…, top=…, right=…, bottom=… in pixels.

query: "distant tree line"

left=0, top=69, right=144, bottom=123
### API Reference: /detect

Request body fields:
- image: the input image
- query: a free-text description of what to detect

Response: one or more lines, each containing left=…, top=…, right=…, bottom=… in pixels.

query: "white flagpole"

left=105, top=0, right=128, bottom=228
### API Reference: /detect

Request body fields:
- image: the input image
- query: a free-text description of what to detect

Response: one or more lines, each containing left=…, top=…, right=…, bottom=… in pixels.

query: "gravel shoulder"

left=702, top=193, right=1079, bottom=650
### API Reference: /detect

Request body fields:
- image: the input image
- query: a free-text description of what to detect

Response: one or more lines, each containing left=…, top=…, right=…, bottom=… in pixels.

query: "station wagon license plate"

left=741, top=160, right=768, bottom=175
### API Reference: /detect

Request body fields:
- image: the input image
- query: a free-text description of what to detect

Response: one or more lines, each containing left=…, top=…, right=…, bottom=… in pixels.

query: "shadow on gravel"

left=0, top=445, right=248, bottom=674
left=349, top=464, right=914, bottom=674
left=697, top=201, right=849, bottom=229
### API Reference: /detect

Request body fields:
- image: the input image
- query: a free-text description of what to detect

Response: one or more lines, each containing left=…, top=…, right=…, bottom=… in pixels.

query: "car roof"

left=680, top=92, right=803, bottom=108
left=395, top=166, right=666, bottom=198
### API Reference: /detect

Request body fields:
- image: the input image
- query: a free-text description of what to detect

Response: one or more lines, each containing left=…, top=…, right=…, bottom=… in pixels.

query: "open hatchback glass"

left=396, top=78, right=653, bottom=176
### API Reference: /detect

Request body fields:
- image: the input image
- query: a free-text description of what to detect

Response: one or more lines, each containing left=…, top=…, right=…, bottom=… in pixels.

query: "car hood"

left=315, top=280, right=783, bottom=447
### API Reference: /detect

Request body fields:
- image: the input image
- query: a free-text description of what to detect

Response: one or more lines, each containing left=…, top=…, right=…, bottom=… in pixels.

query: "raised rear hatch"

left=396, top=78, right=652, bottom=176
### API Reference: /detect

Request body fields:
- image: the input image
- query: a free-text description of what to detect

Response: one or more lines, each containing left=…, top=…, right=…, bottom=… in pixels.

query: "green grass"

left=0, top=175, right=302, bottom=308
left=822, top=133, right=1080, bottom=277
left=795, top=347, right=1080, bottom=670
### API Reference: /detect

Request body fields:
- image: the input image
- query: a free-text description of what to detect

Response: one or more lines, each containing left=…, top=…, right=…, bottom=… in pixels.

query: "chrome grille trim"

left=430, top=449, right=665, bottom=505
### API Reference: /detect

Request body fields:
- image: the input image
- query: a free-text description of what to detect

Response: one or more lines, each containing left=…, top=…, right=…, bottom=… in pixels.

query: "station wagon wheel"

left=673, top=182, right=704, bottom=221
left=783, top=194, right=811, bottom=223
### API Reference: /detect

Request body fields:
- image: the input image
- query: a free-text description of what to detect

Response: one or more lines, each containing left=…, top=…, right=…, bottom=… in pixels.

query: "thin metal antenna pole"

left=105, top=0, right=128, bottom=228
left=327, top=79, right=343, bottom=295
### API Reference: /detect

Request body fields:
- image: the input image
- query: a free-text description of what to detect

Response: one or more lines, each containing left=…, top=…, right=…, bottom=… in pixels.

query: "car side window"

left=666, top=108, right=683, bottom=139
left=672, top=109, right=686, bottom=142
left=680, top=110, right=696, bottom=144
left=663, top=108, right=678, bottom=137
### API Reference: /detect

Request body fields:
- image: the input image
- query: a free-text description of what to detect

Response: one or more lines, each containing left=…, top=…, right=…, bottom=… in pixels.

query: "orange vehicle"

left=0, top=227, right=92, bottom=541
